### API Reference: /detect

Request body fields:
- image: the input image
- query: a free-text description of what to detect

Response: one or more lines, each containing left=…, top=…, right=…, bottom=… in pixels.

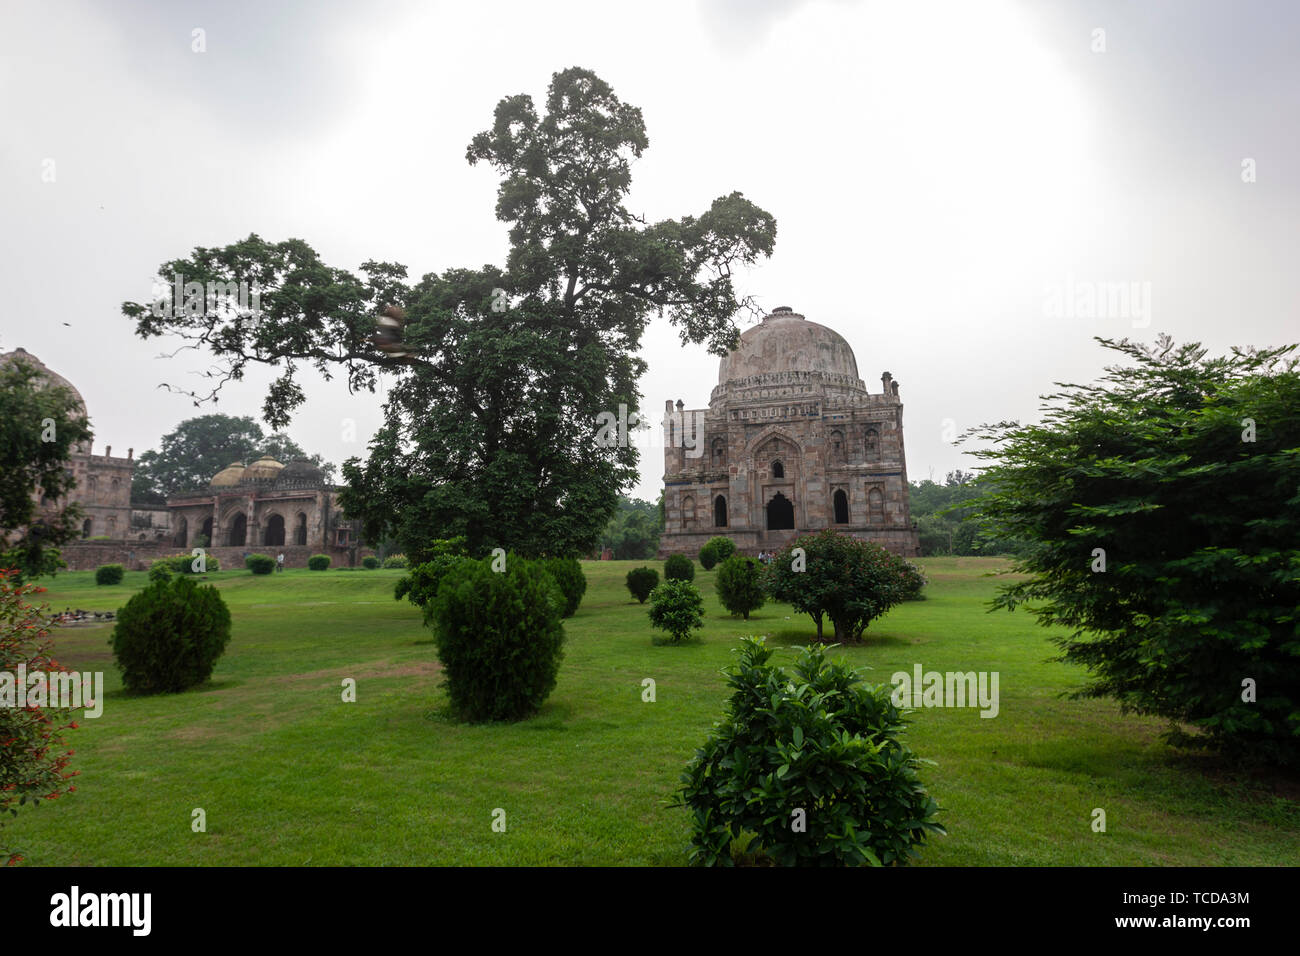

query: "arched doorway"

left=766, top=492, right=794, bottom=531
left=228, top=513, right=247, bottom=547
left=200, top=516, right=214, bottom=546
left=714, top=495, right=728, bottom=528
left=82, top=518, right=93, bottom=538
left=868, top=487, right=885, bottom=525
left=295, top=512, right=307, bottom=546
left=833, top=489, right=849, bottom=524
left=174, top=516, right=188, bottom=548
left=265, top=514, right=286, bottom=546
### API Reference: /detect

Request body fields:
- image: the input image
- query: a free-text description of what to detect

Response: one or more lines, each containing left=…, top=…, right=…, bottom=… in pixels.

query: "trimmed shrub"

left=700, top=536, right=736, bottom=570
left=672, top=637, right=945, bottom=866
left=427, top=558, right=565, bottom=722
left=542, top=557, right=586, bottom=618
left=160, top=552, right=220, bottom=574
left=625, top=566, right=659, bottom=604
left=94, top=564, right=125, bottom=586
left=245, top=553, right=275, bottom=575
left=307, top=554, right=331, bottom=571
left=382, top=554, right=409, bottom=569
left=648, top=579, right=705, bottom=645
left=663, top=553, right=695, bottom=582
left=109, top=576, right=232, bottom=694
left=362, top=555, right=381, bottom=569
left=899, top=560, right=927, bottom=601
left=147, top=560, right=174, bottom=584
left=395, top=554, right=476, bottom=609
left=714, top=554, right=766, bottom=620
left=764, top=530, right=913, bottom=642
left=0, top=570, right=77, bottom=865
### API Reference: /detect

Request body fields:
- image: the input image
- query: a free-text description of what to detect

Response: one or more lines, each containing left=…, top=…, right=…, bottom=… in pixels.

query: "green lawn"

left=9, top=558, right=1297, bottom=865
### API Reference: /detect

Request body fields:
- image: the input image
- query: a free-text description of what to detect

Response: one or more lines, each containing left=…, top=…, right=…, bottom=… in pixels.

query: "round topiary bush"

left=307, top=554, right=331, bottom=571
left=542, top=557, right=586, bottom=618
left=672, top=637, right=945, bottom=867
left=625, top=566, right=659, bottom=604
left=94, top=564, right=125, bottom=586
left=147, top=560, right=173, bottom=584
left=648, top=578, right=705, bottom=645
left=109, top=576, right=233, bottom=694
left=700, top=536, right=735, bottom=570
left=427, top=558, right=565, bottom=722
left=382, top=554, right=409, bottom=569
left=664, top=553, right=695, bottom=582
left=245, top=553, right=275, bottom=575
left=362, top=555, right=381, bottom=569
left=163, top=552, right=220, bottom=574
left=714, top=554, right=766, bottom=620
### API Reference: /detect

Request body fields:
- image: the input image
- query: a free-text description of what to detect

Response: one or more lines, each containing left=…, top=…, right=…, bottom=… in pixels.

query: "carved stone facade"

left=659, top=307, right=920, bottom=557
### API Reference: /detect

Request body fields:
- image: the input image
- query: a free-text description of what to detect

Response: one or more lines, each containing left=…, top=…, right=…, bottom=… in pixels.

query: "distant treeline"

left=910, top=470, right=1029, bottom=557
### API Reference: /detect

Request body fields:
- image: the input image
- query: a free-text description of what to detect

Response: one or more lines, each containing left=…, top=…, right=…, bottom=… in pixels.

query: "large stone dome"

left=211, top=462, right=247, bottom=487
left=716, top=307, right=861, bottom=385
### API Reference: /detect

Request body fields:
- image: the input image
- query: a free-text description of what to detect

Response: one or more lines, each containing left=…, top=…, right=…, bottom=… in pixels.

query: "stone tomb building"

left=659, top=307, right=920, bottom=557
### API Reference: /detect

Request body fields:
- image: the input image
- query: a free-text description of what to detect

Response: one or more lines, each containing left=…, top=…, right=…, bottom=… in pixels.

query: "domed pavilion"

left=659, top=306, right=920, bottom=557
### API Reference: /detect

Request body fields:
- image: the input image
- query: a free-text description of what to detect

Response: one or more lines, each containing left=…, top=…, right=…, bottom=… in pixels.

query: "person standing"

left=277, top=552, right=285, bottom=572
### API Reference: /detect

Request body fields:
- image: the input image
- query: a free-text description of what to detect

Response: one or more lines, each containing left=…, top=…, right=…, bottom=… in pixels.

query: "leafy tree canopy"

left=0, top=356, right=93, bottom=580
left=969, top=335, right=1300, bottom=765
left=122, top=67, right=776, bottom=561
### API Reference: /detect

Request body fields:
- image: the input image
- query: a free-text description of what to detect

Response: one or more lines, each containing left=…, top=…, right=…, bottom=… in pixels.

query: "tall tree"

left=970, top=335, right=1300, bottom=765
left=0, top=356, right=93, bottom=579
left=122, top=67, right=776, bottom=559
left=132, top=414, right=335, bottom=501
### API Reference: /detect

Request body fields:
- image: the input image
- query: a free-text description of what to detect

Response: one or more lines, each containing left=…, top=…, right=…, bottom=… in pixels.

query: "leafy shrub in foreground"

left=307, top=554, right=331, bottom=571
left=625, top=566, right=659, bottom=604
left=714, top=554, right=766, bottom=620
left=672, top=637, right=945, bottom=866
left=427, top=558, right=565, bottom=722
left=94, top=564, right=124, bottom=586
left=147, top=560, right=173, bottom=583
left=0, top=570, right=78, bottom=865
left=648, top=579, right=705, bottom=644
left=245, top=553, right=275, bottom=575
left=663, top=553, right=694, bottom=582
left=395, top=554, right=477, bottom=609
left=110, top=576, right=232, bottom=694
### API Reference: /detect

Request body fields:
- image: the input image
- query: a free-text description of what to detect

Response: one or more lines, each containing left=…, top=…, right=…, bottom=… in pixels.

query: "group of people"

left=755, top=550, right=774, bottom=565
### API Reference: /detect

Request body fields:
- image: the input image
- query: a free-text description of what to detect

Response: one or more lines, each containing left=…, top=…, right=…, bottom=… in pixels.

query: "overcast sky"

left=2, top=0, right=1296, bottom=502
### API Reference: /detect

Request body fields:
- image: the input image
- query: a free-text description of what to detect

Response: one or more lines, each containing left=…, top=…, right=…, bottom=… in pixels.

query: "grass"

left=7, top=558, right=1297, bottom=866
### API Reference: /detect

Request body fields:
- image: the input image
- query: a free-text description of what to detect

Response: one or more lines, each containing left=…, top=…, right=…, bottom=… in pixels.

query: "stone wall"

left=57, top=540, right=374, bottom=572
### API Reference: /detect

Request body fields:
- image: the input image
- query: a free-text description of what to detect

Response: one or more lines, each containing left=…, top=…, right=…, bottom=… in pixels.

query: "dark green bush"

left=307, top=554, right=331, bottom=571
left=648, top=579, right=705, bottom=644
left=161, top=552, right=220, bottom=574
left=663, top=553, right=695, bottom=582
left=94, top=564, right=124, bottom=586
left=714, top=554, right=766, bottom=620
left=245, top=553, right=275, bottom=575
left=109, top=576, right=233, bottom=694
left=395, top=553, right=477, bottom=609
left=700, top=536, right=735, bottom=570
left=362, top=555, right=380, bottom=569
left=147, top=560, right=173, bottom=584
left=427, top=558, right=565, bottom=722
left=672, top=637, right=945, bottom=866
left=625, top=566, right=659, bottom=604
left=764, top=530, right=912, bottom=641
left=542, top=557, right=586, bottom=618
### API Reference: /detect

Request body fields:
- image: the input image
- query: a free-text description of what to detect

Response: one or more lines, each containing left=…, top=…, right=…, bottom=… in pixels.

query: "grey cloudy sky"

left=2, top=0, right=1296, bottom=502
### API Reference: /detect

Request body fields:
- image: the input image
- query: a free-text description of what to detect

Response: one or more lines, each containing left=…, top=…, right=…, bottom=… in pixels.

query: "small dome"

left=244, top=454, right=285, bottom=481
left=211, top=462, right=247, bottom=487
left=278, top=458, right=324, bottom=484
